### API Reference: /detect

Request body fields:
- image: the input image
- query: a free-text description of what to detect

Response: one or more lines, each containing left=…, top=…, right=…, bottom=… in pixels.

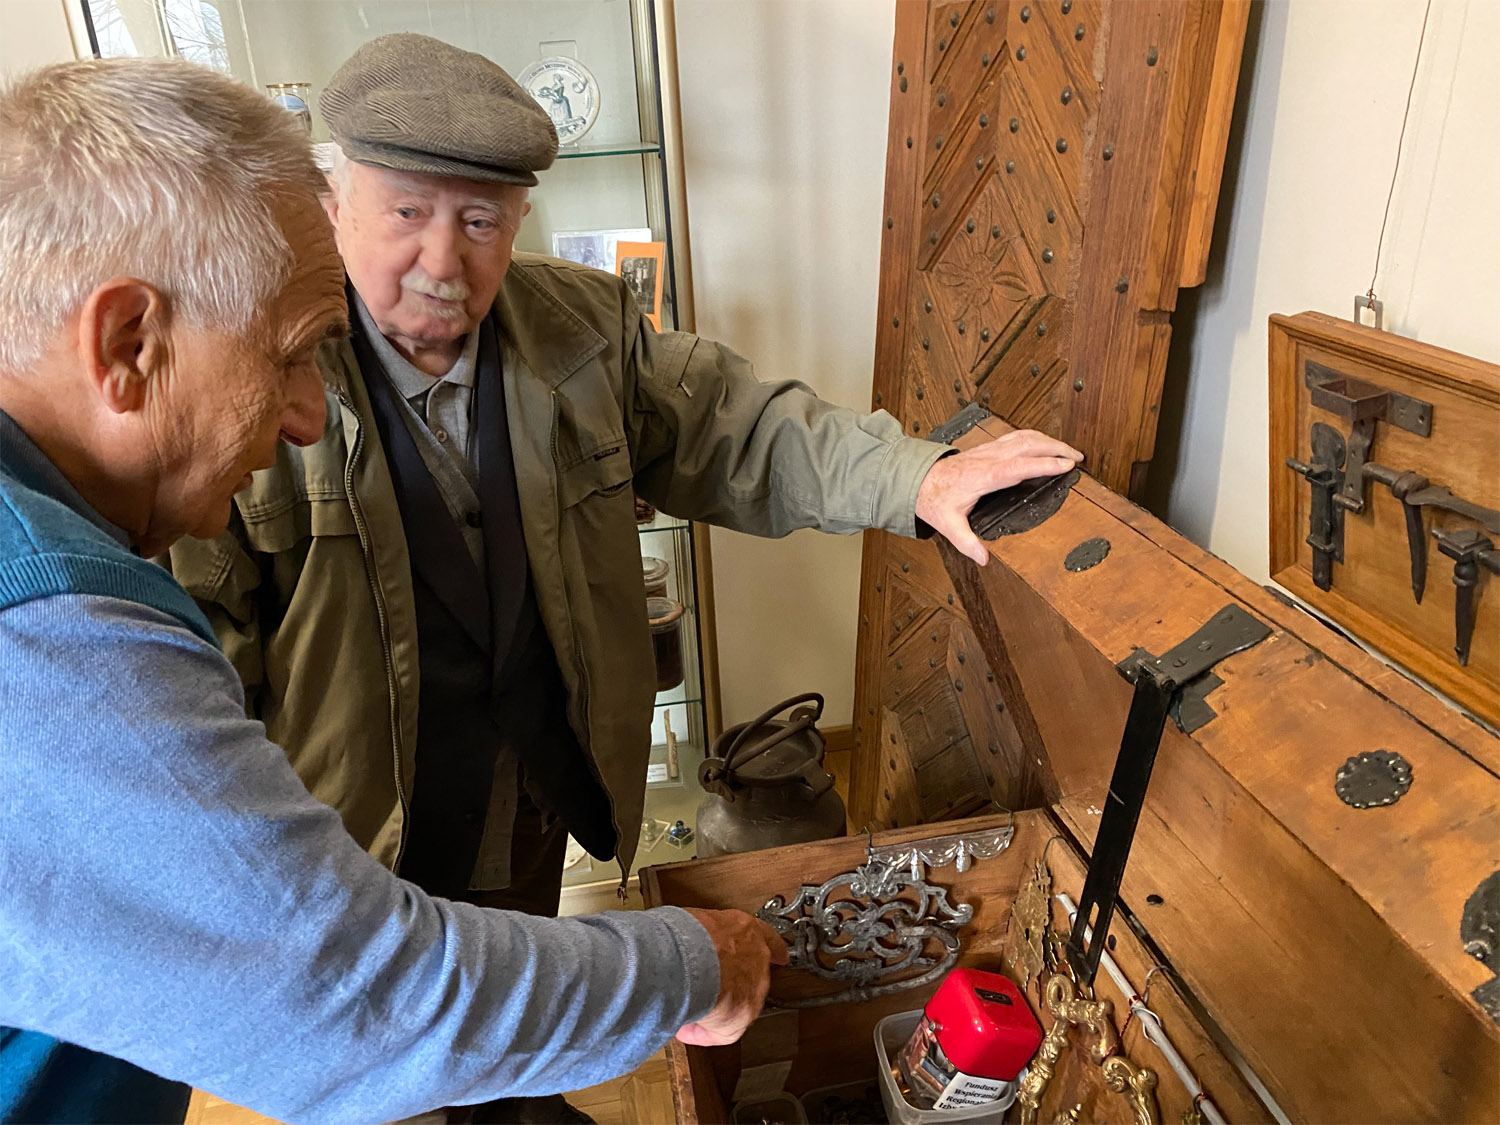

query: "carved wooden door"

left=851, top=0, right=1248, bottom=831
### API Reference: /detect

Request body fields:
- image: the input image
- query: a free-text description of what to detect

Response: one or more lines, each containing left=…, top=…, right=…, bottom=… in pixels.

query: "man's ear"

left=77, top=278, right=168, bottom=415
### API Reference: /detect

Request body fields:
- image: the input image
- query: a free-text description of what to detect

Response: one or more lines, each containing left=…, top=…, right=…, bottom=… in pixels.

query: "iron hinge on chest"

left=1065, top=605, right=1273, bottom=986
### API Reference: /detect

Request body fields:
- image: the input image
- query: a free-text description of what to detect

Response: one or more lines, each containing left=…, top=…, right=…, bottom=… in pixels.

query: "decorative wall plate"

left=518, top=56, right=601, bottom=147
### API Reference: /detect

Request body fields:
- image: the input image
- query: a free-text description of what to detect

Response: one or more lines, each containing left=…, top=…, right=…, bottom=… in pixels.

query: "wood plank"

left=1180, top=0, right=1250, bottom=287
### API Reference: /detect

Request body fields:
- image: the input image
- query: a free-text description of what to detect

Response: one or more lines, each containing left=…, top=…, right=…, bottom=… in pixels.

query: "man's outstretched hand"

left=676, top=908, right=789, bottom=1047
left=914, top=429, right=1085, bottom=566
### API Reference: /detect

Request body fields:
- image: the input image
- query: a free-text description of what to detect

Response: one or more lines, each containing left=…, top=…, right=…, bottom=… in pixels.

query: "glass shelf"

left=556, top=142, right=663, bottom=160
left=638, top=514, right=692, bottom=535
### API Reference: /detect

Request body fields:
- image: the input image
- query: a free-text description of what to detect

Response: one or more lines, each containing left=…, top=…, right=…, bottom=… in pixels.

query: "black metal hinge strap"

left=1285, top=422, right=1347, bottom=591
left=1065, top=604, right=1273, bottom=987
left=927, top=403, right=1082, bottom=540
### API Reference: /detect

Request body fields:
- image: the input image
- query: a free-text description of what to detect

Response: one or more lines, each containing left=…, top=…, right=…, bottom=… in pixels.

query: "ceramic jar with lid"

left=647, top=596, right=686, bottom=691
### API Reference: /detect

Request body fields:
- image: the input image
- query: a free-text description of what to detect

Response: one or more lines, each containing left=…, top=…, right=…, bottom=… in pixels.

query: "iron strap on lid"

left=1065, top=604, right=1272, bottom=986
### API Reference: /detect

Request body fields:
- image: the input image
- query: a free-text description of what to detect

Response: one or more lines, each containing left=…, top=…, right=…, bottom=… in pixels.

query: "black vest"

left=354, top=311, right=616, bottom=897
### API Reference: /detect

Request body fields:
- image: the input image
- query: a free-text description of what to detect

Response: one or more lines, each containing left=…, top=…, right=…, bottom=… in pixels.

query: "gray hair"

left=0, top=57, right=326, bottom=373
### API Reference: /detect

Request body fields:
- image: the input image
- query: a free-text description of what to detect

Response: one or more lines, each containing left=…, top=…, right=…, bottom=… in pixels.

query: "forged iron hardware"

left=1010, top=117, right=1020, bottom=132
left=1102, top=144, right=1114, bottom=160
left=1073, top=378, right=1084, bottom=392
left=1043, top=248, right=1055, bottom=263
left=1358, top=465, right=1500, bottom=604
left=1062, top=0, right=1073, bottom=12
left=1065, top=537, right=1111, bottom=572
left=1462, top=871, right=1500, bottom=1024
left=1075, top=23, right=1086, bottom=40
left=1434, top=527, right=1499, bottom=666
left=756, top=830, right=1001, bottom=1007
left=1017, top=46, right=1027, bottom=61
left=927, top=404, right=1080, bottom=538
left=1146, top=46, right=1159, bottom=65
left=1285, top=421, right=1347, bottom=591
left=1304, top=359, right=1431, bottom=513
left=1354, top=293, right=1385, bottom=331
left=1334, top=749, right=1414, bottom=809
left=1068, top=606, right=1273, bottom=987
left=1006, top=160, right=1016, bottom=175
left=1061, top=87, right=1073, bottom=105
left=899, top=76, right=908, bottom=92
left=1021, top=4, right=1031, bottom=20
left=1056, top=137, right=1068, bottom=153
left=979, top=113, right=990, bottom=127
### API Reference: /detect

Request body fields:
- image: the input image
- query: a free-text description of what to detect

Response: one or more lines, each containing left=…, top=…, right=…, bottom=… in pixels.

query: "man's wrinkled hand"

left=675, top=908, right=789, bottom=1047
left=914, top=429, right=1084, bottom=567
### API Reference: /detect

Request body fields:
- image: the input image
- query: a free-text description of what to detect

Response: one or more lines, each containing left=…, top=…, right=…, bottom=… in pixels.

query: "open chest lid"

left=845, top=409, right=1500, bottom=1120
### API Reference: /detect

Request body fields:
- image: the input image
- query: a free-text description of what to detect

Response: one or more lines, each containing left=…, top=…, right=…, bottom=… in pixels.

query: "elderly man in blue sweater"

left=0, top=58, right=783, bottom=1125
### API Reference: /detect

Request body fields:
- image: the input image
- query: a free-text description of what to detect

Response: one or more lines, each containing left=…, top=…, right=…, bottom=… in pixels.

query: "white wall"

left=678, top=0, right=1500, bottom=730
left=1153, top=0, right=1500, bottom=582
left=0, top=0, right=76, bottom=75
left=675, top=0, right=896, bottom=729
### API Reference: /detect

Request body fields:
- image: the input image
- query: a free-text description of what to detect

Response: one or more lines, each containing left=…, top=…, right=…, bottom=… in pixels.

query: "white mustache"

left=401, top=270, right=470, bottom=303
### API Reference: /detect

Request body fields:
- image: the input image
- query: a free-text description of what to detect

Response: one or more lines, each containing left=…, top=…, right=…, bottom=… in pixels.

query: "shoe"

left=469, top=1094, right=597, bottom=1124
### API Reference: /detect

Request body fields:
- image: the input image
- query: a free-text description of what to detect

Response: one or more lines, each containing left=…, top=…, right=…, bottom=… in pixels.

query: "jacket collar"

left=325, top=255, right=607, bottom=399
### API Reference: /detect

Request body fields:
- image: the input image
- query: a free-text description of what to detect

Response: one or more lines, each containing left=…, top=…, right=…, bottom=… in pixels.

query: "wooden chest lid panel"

left=1269, top=311, right=1500, bottom=726
left=928, top=416, right=1500, bottom=1120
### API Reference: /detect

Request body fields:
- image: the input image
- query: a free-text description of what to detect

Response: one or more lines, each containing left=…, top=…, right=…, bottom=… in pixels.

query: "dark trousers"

left=457, top=791, right=569, bottom=919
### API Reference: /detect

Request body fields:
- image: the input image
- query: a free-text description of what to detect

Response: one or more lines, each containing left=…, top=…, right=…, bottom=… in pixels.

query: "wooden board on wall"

left=1270, top=311, right=1500, bottom=728
left=852, top=0, right=1250, bottom=833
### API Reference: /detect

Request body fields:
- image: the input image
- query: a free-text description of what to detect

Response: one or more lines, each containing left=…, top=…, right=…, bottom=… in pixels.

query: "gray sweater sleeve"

left=0, top=594, right=719, bottom=1125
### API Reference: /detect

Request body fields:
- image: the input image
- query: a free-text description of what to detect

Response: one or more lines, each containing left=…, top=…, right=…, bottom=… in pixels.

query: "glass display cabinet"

left=76, top=0, right=721, bottom=900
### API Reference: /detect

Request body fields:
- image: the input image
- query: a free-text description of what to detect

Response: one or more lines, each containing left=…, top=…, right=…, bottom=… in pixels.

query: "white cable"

left=1056, top=893, right=1226, bottom=1125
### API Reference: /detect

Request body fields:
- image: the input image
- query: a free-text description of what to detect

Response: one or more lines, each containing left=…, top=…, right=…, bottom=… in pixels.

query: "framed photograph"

left=551, top=227, right=651, bottom=275
left=616, top=240, right=666, bottom=331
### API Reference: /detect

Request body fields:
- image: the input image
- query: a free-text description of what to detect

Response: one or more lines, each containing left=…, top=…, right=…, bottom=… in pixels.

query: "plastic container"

left=875, top=1011, right=1017, bottom=1124
left=730, top=1091, right=807, bottom=1124
left=647, top=596, right=686, bottom=691
left=642, top=555, right=671, bottom=599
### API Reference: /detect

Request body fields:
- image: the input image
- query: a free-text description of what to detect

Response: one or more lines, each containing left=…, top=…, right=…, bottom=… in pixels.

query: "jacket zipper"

left=548, top=390, right=626, bottom=889
left=334, top=386, right=411, bottom=869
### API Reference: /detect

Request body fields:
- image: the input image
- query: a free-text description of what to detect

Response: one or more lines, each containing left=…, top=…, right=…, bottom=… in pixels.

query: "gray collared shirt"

left=354, top=294, right=486, bottom=572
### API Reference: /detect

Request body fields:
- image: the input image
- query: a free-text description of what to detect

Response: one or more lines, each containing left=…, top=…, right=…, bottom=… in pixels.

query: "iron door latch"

left=1065, top=604, right=1273, bottom=987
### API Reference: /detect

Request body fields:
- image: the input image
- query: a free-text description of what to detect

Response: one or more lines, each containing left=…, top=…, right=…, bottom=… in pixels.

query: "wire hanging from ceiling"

left=1365, top=0, right=1435, bottom=311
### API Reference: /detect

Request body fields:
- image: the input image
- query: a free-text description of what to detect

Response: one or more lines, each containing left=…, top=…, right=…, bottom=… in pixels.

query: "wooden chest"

left=644, top=423, right=1500, bottom=1121
left=640, top=0, right=1497, bottom=1118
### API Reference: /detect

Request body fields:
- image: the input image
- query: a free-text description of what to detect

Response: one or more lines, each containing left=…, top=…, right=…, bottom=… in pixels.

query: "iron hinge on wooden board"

left=1065, top=605, right=1273, bottom=986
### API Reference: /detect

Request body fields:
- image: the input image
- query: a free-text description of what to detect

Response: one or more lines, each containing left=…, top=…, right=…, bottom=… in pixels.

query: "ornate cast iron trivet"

left=1064, top=537, right=1111, bottom=572
left=1334, top=749, right=1413, bottom=809
left=757, top=827, right=1011, bottom=1007
left=1462, top=870, right=1500, bottom=1023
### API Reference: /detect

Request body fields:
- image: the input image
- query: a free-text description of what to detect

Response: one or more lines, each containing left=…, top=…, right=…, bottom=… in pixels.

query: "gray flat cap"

left=322, top=33, right=558, bottom=185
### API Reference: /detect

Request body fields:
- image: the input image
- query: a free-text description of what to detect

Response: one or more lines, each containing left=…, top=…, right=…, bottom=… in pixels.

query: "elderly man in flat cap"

left=0, top=56, right=785, bottom=1125
left=164, top=33, right=1082, bottom=1121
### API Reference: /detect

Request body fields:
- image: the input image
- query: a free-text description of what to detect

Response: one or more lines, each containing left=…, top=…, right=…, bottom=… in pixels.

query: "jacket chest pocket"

left=557, top=437, right=633, bottom=509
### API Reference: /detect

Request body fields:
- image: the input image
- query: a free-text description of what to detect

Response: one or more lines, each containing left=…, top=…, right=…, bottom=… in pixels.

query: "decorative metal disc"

left=1064, top=537, right=1111, bottom=572
left=1334, top=749, right=1413, bottom=809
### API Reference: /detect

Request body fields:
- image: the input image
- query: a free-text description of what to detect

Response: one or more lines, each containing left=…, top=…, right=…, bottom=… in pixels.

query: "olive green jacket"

left=167, top=255, right=947, bottom=874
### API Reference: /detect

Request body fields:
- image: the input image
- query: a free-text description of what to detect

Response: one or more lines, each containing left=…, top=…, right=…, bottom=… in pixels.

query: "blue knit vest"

left=0, top=417, right=211, bottom=1124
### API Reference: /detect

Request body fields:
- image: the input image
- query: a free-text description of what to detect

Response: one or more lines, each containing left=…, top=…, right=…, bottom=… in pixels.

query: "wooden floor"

left=185, top=747, right=852, bottom=1125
